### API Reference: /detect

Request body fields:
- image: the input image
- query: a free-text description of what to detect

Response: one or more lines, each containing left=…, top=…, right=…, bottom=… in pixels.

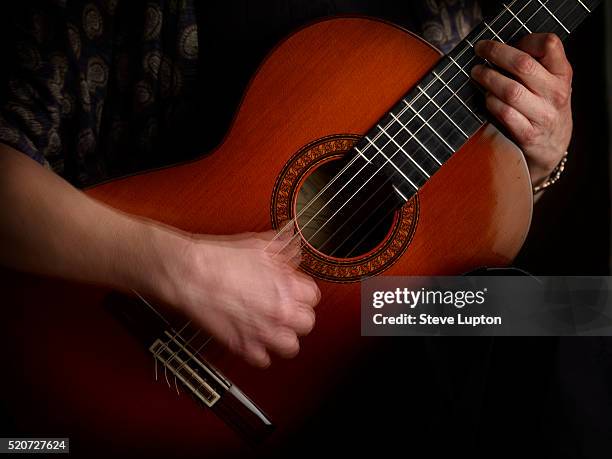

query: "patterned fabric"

left=0, top=0, right=199, bottom=187
left=417, top=0, right=483, bottom=53
left=0, top=0, right=483, bottom=187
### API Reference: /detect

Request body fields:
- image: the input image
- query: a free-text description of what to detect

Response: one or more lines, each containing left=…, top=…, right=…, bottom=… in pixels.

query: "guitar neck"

left=440, top=0, right=601, bottom=134
left=352, top=0, right=601, bottom=203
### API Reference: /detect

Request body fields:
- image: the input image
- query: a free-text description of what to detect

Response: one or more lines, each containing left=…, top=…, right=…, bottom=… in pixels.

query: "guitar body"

left=0, top=17, right=532, bottom=458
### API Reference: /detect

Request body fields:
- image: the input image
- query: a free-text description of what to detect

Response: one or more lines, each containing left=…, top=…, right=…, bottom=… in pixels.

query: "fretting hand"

left=471, top=33, right=573, bottom=187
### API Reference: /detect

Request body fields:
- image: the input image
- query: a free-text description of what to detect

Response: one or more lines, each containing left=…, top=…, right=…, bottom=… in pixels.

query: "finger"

left=516, top=33, right=572, bottom=81
left=292, top=274, right=321, bottom=307
left=471, top=64, right=551, bottom=125
left=270, top=236, right=302, bottom=266
left=284, top=241, right=303, bottom=268
left=243, top=343, right=272, bottom=369
left=264, top=329, right=300, bottom=359
left=276, top=219, right=297, bottom=240
left=475, top=40, right=555, bottom=97
left=516, top=33, right=573, bottom=108
left=286, top=306, right=316, bottom=336
left=484, top=93, right=537, bottom=149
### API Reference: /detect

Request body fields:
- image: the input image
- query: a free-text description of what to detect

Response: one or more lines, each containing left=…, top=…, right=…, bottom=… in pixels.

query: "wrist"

left=116, top=219, right=194, bottom=306
left=532, top=151, right=569, bottom=195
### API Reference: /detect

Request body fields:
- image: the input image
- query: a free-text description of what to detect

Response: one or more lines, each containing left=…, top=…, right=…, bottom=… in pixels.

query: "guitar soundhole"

left=295, top=156, right=400, bottom=259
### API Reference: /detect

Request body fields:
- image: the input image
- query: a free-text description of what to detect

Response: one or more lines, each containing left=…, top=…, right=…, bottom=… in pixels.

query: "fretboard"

left=353, top=0, right=601, bottom=202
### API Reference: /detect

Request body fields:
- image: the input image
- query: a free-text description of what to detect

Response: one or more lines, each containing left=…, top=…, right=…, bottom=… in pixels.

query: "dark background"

left=1, top=1, right=610, bottom=458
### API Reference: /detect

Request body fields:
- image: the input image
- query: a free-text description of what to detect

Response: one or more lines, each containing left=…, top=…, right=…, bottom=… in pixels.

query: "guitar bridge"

left=149, top=332, right=227, bottom=407
left=105, top=291, right=275, bottom=443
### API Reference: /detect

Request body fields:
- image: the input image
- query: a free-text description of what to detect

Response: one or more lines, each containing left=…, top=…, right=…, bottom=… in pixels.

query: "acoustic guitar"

left=0, top=0, right=600, bottom=457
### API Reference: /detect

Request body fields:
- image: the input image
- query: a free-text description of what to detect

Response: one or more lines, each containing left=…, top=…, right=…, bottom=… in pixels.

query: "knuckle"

left=244, top=343, right=270, bottom=368
left=311, top=283, right=321, bottom=305
left=304, top=280, right=319, bottom=304
left=485, top=40, right=500, bottom=59
left=499, top=105, right=515, bottom=123
left=514, top=53, right=536, bottom=76
left=227, top=335, right=246, bottom=356
left=273, top=303, right=291, bottom=324
left=504, top=82, right=524, bottom=104
left=304, top=310, right=316, bottom=332
left=283, top=337, right=300, bottom=358
left=551, top=85, right=571, bottom=107
left=298, top=308, right=316, bottom=331
left=521, top=127, right=537, bottom=146
left=251, top=353, right=270, bottom=368
left=478, top=66, right=494, bottom=87
left=544, top=33, right=562, bottom=52
left=273, top=332, right=300, bottom=358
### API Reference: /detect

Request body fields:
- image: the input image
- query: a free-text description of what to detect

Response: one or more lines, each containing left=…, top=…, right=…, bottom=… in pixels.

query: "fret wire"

left=503, top=2, right=533, bottom=33
left=535, top=0, right=571, bottom=33
left=483, top=20, right=506, bottom=42
left=555, top=0, right=589, bottom=32
left=297, top=0, right=538, bottom=247
left=378, top=2, right=528, bottom=173
left=391, top=185, right=409, bottom=202
left=576, top=0, right=591, bottom=12
left=528, top=0, right=573, bottom=39
left=354, top=0, right=523, bottom=165
left=360, top=83, right=476, bottom=200
left=353, top=146, right=372, bottom=163
left=364, top=136, right=420, bottom=191
left=333, top=0, right=531, bottom=194
left=391, top=0, right=535, bottom=157
left=290, top=0, right=600, bottom=261
left=376, top=125, right=431, bottom=178
left=415, top=86, right=470, bottom=139
left=379, top=0, right=572, bottom=187
left=363, top=0, right=541, bottom=186
left=525, top=0, right=556, bottom=33
left=282, top=0, right=580, bottom=262
left=383, top=0, right=558, bottom=179
left=431, top=71, right=485, bottom=123
left=389, top=112, right=443, bottom=165
left=447, top=54, right=476, bottom=82
left=402, top=100, right=456, bottom=153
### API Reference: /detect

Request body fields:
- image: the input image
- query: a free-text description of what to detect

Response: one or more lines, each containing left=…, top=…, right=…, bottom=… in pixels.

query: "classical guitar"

left=0, top=0, right=600, bottom=457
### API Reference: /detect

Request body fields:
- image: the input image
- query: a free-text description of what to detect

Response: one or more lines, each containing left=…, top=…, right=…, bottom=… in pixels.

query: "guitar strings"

left=270, top=0, right=571, bottom=259
left=306, top=0, right=568, bottom=255
left=133, top=287, right=218, bottom=383
left=157, top=0, right=577, bottom=370
left=266, top=0, right=524, bottom=251
left=287, top=0, right=577, bottom=254
left=311, top=0, right=580, bottom=256
left=178, top=0, right=563, bottom=366
left=177, top=0, right=541, bottom=364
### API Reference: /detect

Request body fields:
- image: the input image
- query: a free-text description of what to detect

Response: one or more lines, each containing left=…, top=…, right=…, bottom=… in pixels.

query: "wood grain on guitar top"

left=1, top=17, right=532, bottom=458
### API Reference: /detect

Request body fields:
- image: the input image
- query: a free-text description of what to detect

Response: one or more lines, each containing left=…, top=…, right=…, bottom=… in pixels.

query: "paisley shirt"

left=0, top=0, right=483, bottom=187
left=417, top=0, right=482, bottom=53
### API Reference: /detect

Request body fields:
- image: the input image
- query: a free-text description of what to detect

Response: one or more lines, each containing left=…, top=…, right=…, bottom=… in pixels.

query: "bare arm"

left=0, top=143, right=169, bottom=294
left=0, top=144, right=319, bottom=367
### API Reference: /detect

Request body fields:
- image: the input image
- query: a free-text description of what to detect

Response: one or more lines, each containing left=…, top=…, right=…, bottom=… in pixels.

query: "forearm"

left=0, top=144, right=185, bottom=297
